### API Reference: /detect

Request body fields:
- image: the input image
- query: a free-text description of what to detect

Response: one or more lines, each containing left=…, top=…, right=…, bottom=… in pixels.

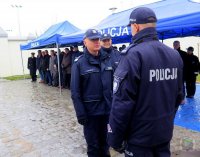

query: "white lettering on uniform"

left=165, top=68, right=170, bottom=80
left=160, top=69, right=164, bottom=80
left=149, top=68, right=178, bottom=82
left=150, top=70, right=156, bottom=82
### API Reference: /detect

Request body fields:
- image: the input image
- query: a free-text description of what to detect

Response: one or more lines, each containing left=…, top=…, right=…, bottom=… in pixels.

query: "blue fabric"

left=20, top=21, right=80, bottom=50
left=58, top=0, right=200, bottom=45
left=175, top=84, right=200, bottom=132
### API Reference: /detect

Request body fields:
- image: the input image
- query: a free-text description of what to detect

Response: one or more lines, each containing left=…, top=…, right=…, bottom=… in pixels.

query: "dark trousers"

left=66, top=74, right=71, bottom=89
left=62, top=69, right=68, bottom=88
left=83, top=115, right=110, bottom=157
left=45, top=70, right=52, bottom=85
left=186, top=76, right=196, bottom=97
left=125, top=142, right=170, bottom=157
left=30, top=70, right=37, bottom=81
left=38, top=69, right=44, bottom=80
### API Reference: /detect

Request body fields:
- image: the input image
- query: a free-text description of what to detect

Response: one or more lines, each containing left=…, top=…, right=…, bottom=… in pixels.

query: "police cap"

left=128, top=7, right=157, bottom=26
left=101, top=33, right=112, bottom=41
left=83, top=29, right=101, bottom=40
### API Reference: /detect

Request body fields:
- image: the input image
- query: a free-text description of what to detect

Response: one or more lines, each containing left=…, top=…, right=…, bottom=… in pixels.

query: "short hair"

left=173, top=40, right=180, bottom=45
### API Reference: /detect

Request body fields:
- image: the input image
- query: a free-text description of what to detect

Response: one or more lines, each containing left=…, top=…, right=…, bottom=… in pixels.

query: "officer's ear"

left=131, top=23, right=139, bottom=36
left=83, top=39, right=87, bottom=47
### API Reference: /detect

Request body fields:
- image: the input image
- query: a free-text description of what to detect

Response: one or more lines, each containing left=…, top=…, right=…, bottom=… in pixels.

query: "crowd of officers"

left=28, top=46, right=82, bottom=88
left=27, top=43, right=126, bottom=89
left=27, top=7, right=200, bottom=157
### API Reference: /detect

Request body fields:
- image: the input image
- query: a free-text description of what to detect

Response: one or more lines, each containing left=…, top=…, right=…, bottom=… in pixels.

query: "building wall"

left=0, top=37, right=32, bottom=77
left=0, top=37, right=11, bottom=77
left=7, top=40, right=32, bottom=77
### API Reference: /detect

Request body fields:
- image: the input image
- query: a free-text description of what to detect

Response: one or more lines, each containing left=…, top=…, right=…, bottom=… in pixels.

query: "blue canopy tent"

left=20, top=21, right=80, bottom=93
left=58, top=0, right=200, bottom=45
left=20, top=21, right=81, bottom=50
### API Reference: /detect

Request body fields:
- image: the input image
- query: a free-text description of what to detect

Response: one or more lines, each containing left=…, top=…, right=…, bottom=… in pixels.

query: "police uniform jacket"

left=28, top=57, right=36, bottom=74
left=108, top=27, right=183, bottom=148
left=101, top=47, right=121, bottom=71
left=71, top=48, right=114, bottom=120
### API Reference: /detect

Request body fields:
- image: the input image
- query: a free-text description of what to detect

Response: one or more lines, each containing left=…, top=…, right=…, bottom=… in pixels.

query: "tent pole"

left=20, top=50, right=25, bottom=79
left=56, top=42, right=62, bottom=95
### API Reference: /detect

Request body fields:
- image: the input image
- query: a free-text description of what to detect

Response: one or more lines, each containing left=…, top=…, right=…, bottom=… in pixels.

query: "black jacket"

left=186, top=54, right=200, bottom=78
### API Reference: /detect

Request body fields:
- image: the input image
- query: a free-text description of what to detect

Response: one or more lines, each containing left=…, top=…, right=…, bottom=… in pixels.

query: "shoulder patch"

left=74, top=54, right=83, bottom=62
left=113, top=77, right=120, bottom=94
left=120, top=43, right=137, bottom=55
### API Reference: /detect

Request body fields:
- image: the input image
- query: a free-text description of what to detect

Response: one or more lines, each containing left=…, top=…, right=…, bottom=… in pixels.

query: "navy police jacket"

left=71, top=48, right=114, bottom=120
left=108, top=27, right=183, bottom=148
left=101, top=47, right=121, bottom=71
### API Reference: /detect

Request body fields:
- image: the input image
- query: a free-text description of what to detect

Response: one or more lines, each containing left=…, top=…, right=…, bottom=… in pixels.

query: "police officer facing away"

left=28, top=52, right=37, bottom=82
left=185, top=46, right=200, bottom=98
left=108, top=7, right=183, bottom=157
left=100, top=33, right=121, bottom=70
left=71, top=29, right=113, bottom=157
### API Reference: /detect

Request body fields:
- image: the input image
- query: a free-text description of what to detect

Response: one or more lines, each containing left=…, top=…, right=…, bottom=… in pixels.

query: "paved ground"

left=0, top=79, right=200, bottom=157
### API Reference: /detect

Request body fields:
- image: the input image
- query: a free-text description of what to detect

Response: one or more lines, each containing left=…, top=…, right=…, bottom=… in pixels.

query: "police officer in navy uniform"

left=107, top=7, right=183, bottom=157
left=185, top=46, right=200, bottom=98
left=100, top=33, right=121, bottom=71
left=71, top=29, right=113, bottom=157
left=28, top=52, right=37, bottom=82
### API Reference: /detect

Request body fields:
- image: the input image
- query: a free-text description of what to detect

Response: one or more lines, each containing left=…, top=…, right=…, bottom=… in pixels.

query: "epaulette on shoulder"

left=120, top=43, right=137, bottom=55
left=74, top=54, right=83, bottom=62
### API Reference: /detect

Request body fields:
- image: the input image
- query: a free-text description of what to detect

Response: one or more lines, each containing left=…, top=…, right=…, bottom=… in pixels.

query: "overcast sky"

left=0, top=0, right=162, bottom=37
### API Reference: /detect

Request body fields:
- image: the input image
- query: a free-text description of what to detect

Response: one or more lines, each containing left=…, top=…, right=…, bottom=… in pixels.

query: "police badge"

left=113, top=77, right=120, bottom=94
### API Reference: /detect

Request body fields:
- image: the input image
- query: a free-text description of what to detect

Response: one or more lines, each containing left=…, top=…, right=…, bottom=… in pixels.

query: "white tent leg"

left=20, top=50, right=25, bottom=79
left=56, top=43, right=62, bottom=95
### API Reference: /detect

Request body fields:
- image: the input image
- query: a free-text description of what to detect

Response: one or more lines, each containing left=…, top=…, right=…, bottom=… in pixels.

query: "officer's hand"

left=112, top=142, right=126, bottom=154
left=113, top=146, right=125, bottom=154
left=78, top=118, right=88, bottom=126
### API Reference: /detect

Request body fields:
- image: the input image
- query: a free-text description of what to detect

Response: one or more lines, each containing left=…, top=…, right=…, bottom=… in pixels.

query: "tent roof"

left=20, top=21, right=80, bottom=50
left=59, top=0, right=200, bottom=45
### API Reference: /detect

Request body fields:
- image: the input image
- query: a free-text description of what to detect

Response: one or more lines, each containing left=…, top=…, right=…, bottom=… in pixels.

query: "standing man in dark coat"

left=185, top=46, right=200, bottom=98
left=71, top=29, right=113, bottom=157
left=61, top=48, right=72, bottom=89
left=173, top=40, right=188, bottom=98
left=28, top=52, right=37, bottom=82
left=108, top=7, right=183, bottom=157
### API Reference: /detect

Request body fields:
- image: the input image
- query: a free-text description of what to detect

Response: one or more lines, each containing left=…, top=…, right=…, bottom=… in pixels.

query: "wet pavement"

left=0, top=79, right=200, bottom=157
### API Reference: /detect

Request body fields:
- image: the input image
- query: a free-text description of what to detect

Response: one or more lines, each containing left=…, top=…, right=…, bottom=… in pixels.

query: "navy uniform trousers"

left=125, top=142, right=170, bottom=157
left=83, top=115, right=110, bottom=157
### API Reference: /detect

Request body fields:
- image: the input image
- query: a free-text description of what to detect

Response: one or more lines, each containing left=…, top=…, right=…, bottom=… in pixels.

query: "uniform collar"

left=84, top=48, right=109, bottom=65
left=132, top=27, right=158, bottom=45
left=84, top=48, right=100, bottom=65
left=101, top=46, right=112, bottom=54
